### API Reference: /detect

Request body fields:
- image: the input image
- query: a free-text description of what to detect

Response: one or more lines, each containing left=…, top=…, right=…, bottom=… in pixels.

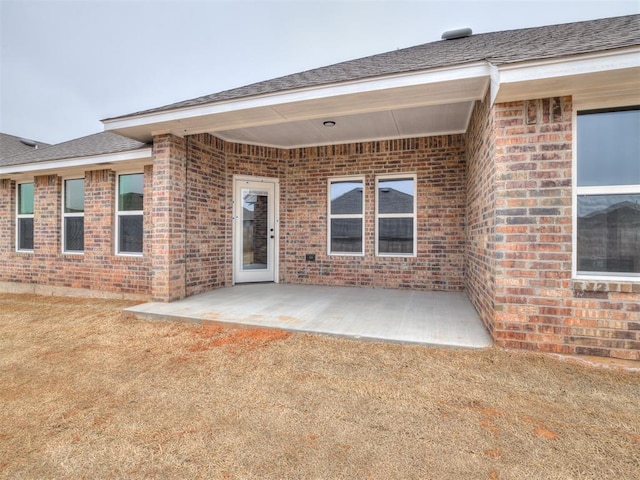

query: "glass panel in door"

left=242, top=189, right=269, bottom=271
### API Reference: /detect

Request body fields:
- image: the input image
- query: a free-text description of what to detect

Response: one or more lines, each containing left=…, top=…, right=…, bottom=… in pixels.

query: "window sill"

left=115, top=253, right=144, bottom=258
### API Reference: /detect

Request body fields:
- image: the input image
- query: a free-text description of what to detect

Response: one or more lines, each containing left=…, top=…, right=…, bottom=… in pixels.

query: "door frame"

left=232, top=175, right=280, bottom=284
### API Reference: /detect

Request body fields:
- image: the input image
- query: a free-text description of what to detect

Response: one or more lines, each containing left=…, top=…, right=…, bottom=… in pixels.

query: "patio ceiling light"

left=323, top=120, right=336, bottom=127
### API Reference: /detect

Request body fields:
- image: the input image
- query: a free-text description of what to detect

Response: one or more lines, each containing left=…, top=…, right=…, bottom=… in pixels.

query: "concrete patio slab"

left=125, top=284, right=493, bottom=348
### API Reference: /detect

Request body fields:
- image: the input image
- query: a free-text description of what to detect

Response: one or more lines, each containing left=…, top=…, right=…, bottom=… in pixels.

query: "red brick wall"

left=184, top=134, right=227, bottom=296
left=0, top=180, right=15, bottom=259
left=176, top=134, right=465, bottom=292
left=490, top=97, right=639, bottom=360
left=0, top=169, right=152, bottom=296
left=465, top=95, right=496, bottom=335
left=283, top=137, right=467, bottom=290
left=151, top=134, right=187, bottom=301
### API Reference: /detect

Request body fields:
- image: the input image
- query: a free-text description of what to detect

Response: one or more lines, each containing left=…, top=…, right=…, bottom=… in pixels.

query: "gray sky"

left=1, top=0, right=638, bottom=144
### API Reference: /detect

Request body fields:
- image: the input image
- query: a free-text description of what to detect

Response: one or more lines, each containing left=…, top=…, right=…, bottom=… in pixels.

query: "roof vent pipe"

left=441, top=28, right=472, bottom=40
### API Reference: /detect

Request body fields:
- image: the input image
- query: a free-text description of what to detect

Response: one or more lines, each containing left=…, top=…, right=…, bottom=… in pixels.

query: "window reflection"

left=577, top=109, right=640, bottom=187
left=577, top=194, right=640, bottom=274
left=329, top=179, right=364, bottom=255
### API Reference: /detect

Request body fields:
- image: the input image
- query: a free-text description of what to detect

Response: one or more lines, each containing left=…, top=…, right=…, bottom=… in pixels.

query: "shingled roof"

left=0, top=133, right=50, bottom=161
left=109, top=14, right=639, bottom=120
left=1, top=132, right=150, bottom=167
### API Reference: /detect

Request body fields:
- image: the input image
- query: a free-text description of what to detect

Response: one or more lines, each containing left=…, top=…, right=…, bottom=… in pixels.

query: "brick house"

left=0, top=132, right=152, bottom=296
left=1, top=15, right=638, bottom=359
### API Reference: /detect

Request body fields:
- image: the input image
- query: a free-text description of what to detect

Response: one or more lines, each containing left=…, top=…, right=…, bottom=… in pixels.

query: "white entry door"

left=233, top=177, right=279, bottom=283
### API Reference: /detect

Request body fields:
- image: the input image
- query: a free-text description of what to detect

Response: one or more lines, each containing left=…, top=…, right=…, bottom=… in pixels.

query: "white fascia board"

left=103, top=63, right=492, bottom=131
left=0, top=148, right=152, bottom=176
left=497, top=48, right=640, bottom=85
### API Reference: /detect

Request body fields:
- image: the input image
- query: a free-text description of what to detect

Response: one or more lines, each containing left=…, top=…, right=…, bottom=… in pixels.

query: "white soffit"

left=215, top=102, right=475, bottom=148
left=492, top=48, right=640, bottom=103
left=104, top=64, right=491, bottom=145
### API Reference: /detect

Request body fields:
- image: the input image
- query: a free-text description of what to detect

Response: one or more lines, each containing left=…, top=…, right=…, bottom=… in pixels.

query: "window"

left=376, top=175, right=416, bottom=256
left=576, top=107, right=640, bottom=278
left=62, top=178, right=84, bottom=253
left=116, top=173, right=144, bottom=255
left=16, top=182, right=34, bottom=251
left=328, top=177, right=364, bottom=255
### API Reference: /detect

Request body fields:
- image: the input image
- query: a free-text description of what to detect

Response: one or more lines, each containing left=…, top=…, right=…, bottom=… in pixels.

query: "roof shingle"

left=0, top=132, right=150, bottom=167
left=107, top=14, right=640, bottom=120
left=0, top=133, right=50, bottom=161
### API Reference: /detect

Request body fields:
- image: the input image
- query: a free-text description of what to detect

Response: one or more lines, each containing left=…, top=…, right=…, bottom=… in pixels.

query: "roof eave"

left=102, top=62, right=493, bottom=142
left=0, top=148, right=153, bottom=180
left=491, top=46, right=640, bottom=104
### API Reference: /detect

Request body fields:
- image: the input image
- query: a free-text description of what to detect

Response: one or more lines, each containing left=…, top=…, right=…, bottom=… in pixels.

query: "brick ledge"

left=572, top=279, right=640, bottom=294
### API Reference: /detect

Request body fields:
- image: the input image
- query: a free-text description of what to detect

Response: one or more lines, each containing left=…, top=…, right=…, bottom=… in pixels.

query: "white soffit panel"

left=215, top=102, right=474, bottom=148
left=493, top=49, right=640, bottom=103
left=105, top=66, right=490, bottom=142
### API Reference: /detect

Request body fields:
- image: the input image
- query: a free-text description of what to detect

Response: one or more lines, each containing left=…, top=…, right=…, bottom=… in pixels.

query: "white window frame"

left=115, top=171, right=144, bottom=257
left=62, top=177, right=85, bottom=254
left=16, top=181, right=34, bottom=252
left=572, top=101, right=640, bottom=282
left=327, top=176, right=365, bottom=256
left=375, top=173, right=417, bottom=257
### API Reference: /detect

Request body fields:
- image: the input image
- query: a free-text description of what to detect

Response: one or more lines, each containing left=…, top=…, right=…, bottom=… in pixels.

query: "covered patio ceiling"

left=104, top=48, right=639, bottom=149
left=105, top=65, right=492, bottom=148
left=215, top=100, right=476, bottom=148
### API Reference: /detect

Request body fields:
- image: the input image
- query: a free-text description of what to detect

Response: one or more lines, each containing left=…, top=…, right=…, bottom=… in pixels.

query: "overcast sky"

left=1, top=0, right=638, bottom=145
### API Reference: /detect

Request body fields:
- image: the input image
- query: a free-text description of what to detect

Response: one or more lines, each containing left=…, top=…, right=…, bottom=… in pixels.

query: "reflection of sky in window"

left=378, top=179, right=414, bottom=196
left=18, top=183, right=34, bottom=214
left=578, top=194, right=640, bottom=216
left=243, top=190, right=267, bottom=212
left=118, top=174, right=144, bottom=211
left=331, top=179, right=415, bottom=199
left=65, top=179, right=84, bottom=213
left=578, top=109, right=640, bottom=186
left=331, top=181, right=362, bottom=200
left=119, top=174, right=143, bottom=195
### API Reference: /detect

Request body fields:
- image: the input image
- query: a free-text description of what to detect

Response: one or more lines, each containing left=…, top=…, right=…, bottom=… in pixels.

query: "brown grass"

left=1, top=293, right=639, bottom=479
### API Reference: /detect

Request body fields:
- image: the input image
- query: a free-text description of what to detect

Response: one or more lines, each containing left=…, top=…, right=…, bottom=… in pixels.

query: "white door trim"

left=232, top=175, right=280, bottom=284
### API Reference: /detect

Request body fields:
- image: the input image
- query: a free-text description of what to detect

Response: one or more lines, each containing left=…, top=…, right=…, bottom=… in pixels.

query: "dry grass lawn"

left=1, top=293, right=639, bottom=479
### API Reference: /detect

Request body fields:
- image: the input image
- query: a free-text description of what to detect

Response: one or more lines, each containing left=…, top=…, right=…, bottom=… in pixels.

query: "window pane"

left=18, top=217, right=34, bottom=250
left=64, top=217, right=84, bottom=252
left=242, top=190, right=268, bottom=270
left=577, top=109, right=640, bottom=186
left=378, top=179, right=414, bottom=214
left=577, top=194, right=640, bottom=274
left=18, top=183, right=34, bottom=215
left=330, top=218, right=362, bottom=253
left=119, top=215, right=143, bottom=253
left=379, top=218, right=414, bottom=254
left=64, top=179, right=85, bottom=213
left=119, top=174, right=144, bottom=211
left=331, top=181, right=363, bottom=214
